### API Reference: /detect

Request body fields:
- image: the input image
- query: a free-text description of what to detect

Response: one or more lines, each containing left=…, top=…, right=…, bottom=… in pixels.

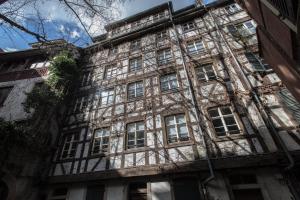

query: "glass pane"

left=127, top=124, right=135, bottom=132
left=136, top=131, right=144, bottom=139
left=178, top=125, right=188, bottom=136
left=215, top=127, right=226, bottom=136
left=136, top=122, right=144, bottom=131
left=224, top=116, right=236, bottom=126
left=165, top=116, right=175, bottom=126
left=209, top=109, right=219, bottom=117
left=167, top=126, right=176, bottom=136
left=176, top=115, right=185, bottom=124
left=221, top=107, right=232, bottom=115
left=227, top=125, right=239, bottom=132
left=212, top=119, right=223, bottom=127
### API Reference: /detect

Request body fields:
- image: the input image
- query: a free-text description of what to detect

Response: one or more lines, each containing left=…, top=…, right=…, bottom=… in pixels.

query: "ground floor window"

left=128, top=182, right=147, bottom=200
left=173, top=179, right=202, bottom=200
left=49, top=188, right=68, bottom=200
left=86, top=185, right=105, bottom=200
left=229, top=174, right=264, bottom=200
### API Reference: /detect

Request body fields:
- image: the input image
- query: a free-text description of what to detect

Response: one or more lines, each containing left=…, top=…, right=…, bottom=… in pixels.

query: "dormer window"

left=153, top=12, right=165, bottom=22
left=225, top=3, right=241, bottom=14
left=182, top=21, right=196, bottom=32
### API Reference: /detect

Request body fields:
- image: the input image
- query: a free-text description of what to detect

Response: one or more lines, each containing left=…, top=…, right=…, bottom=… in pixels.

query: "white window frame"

left=182, top=21, right=196, bottom=32
left=92, top=128, right=110, bottom=155
left=129, top=56, right=143, bottom=72
left=165, top=114, right=189, bottom=143
left=105, top=65, right=118, bottom=79
left=187, top=40, right=205, bottom=55
left=81, top=71, right=92, bottom=86
left=74, top=96, right=89, bottom=112
left=156, top=30, right=168, bottom=41
left=195, top=64, right=217, bottom=81
left=127, top=121, right=145, bottom=149
left=160, top=73, right=178, bottom=92
left=61, top=133, right=79, bottom=159
left=128, top=81, right=144, bottom=99
left=100, top=88, right=114, bottom=106
left=208, top=106, right=240, bottom=137
left=158, top=48, right=172, bottom=65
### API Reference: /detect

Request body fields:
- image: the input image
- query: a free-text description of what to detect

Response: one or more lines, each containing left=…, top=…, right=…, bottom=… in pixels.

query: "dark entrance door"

left=173, top=179, right=202, bottom=200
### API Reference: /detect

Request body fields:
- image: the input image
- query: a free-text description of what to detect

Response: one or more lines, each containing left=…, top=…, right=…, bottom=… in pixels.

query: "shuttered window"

left=278, top=88, right=300, bottom=124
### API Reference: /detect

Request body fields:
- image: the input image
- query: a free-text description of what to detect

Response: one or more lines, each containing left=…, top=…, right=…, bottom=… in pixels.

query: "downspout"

left=167, top=2, right=215, bottom=185
left=205, top=6, right=294, bottom=170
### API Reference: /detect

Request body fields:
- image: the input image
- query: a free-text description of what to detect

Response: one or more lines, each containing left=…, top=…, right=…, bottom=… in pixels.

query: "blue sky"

left=0, top=0, right=216, bottom=52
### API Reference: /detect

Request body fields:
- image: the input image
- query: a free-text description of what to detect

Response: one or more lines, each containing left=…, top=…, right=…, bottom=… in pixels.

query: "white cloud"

left=70, top=30, right=80, bottom=38
left=3, top=47, right=18, bottom=52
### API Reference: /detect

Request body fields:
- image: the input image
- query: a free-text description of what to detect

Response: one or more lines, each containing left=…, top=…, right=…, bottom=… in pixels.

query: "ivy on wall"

left=0, top=51, right=81, bottom=168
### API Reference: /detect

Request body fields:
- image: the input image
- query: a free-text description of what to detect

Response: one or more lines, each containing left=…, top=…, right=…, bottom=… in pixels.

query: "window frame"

left=92, top=127, right=111, bottom=155
left=195, top=63, right=217, bottom=82
left=182, top=21, right=196, bottom=32
left=61, top=132, right=79, bottom=159
left=225, top=3, right=241, bottom=14
left=99, top=88, right=115, bottom=107
left=186, top=39, right=205, bottom=55
left=165, top=114, right=190, bottom=144
left=156, top=30, right=168, bottom=41
left=208, top=106, right=240, bottom=137
left=160, top=73, right=179, bottom=92
left=126, top=121, right=145, bottom=149
left=157, top=48, right=173, bottom=65
left=129, top=56, right=143, bottom=72
left=127, top=81, right=144, bottom=100
left=105, top=65, right=118, bottom=79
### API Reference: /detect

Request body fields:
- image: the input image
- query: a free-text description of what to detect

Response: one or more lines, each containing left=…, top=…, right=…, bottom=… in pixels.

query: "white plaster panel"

left=109, top=155, right=122, bottom=169
left=124, top=153, right=134, bottom=168
left=136, top=152, right=145, bottom=166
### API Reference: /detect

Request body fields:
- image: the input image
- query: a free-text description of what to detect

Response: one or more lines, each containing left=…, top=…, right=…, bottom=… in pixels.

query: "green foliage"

left=23, top=51, right=80, bottom=113
left=47, top=51, right=80, bottom=99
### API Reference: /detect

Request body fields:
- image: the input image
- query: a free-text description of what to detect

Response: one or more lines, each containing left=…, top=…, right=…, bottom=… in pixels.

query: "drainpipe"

left=205, top=6, right=294, bottom=170
left=167, top=2, right=215, bottom=185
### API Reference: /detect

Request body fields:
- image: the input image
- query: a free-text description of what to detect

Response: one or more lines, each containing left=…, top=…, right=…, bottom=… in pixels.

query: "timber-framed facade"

left=1, top=0, right=300, bottom=200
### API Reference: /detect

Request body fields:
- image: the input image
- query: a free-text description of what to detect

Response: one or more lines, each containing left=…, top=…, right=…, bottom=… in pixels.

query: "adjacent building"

left=1, top=0, right=300, bottom=200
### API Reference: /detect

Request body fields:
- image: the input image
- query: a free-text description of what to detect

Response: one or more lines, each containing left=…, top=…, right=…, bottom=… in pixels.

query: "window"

left=229, top=174, right=264, bottom=200
left=74, top=96, right=89, bottom=112
left=92, top=128, right=110, bottom=155
left=50, top=188, right=68, bottom=200
left=160, top=73, right=178, bottom=92
left=128, top=81, right=144, bottom=99
left=105, top=65, right=117, bottom=79
left=225, top=3, right=241, bottom=14
left=131, top=39, right=141, bottom=51
left=228, top=21, right=256, bottom=37
left=245, top=53, right=269, bottom=71
left=112, top=27, right=120, bottom=36
left=165, top=114, right=189, bottom=143
left=195, top=64, right=216, bottom=81
left=158, top=48, right=172, bottom=65
left=173, top=179, right=201, bottom=200
left=156, top=30, right=168, bottom=41
left=278, top=88, right=300, bottom=124
left=182, top=21, right=196, bottom=32
left=129, top=57, right=142, bottom=72
left=127, top=121, right=145, bottom=149
left=110, top=46, right=118, bottom=55
left=208, top=106, right=239, bottom=136
left=81, top=71, right=92, bottom=86
left=187, top=40, right=205, bottom=55
left=132, top=21, right=141, bottom=29
left=128, top=183, right=147, bottom=200
left=153, top=12, right=165, bottom=22
left=86, top=185, right=105, bottom=200
left=0, top=86, right=13, bottom=106
left=100, top=88, right=114, bottom=106
left=61, top=133, right=79, bottom=159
